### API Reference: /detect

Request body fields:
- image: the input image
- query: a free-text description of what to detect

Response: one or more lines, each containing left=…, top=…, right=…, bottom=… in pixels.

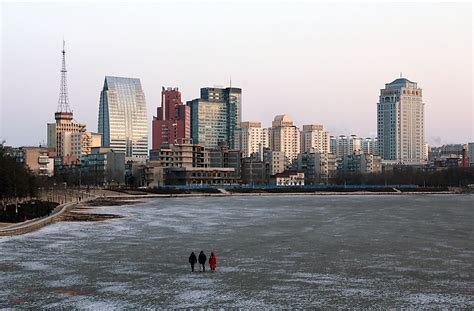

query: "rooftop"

left=388, top=78, right=414, bottom=84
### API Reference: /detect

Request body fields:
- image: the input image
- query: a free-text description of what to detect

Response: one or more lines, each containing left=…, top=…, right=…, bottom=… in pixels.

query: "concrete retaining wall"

left=0, top=201, right=78, bottom=237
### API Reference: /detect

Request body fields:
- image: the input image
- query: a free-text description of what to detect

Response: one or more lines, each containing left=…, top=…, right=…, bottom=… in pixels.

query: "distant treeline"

left=333, top=167, right=474, bottom=187
left=0, top=149, right=38, bottom=205
left=227, top=186, right=450, bottom=193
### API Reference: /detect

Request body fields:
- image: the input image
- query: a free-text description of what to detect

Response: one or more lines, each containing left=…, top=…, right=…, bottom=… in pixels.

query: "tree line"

left=332, top=167, right=474, bottom=187
left=0, top=148, right=38, bottom=207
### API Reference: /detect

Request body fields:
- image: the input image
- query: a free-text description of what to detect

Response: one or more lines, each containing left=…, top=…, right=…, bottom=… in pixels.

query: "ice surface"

left=0, top=194, right=473, bottom=308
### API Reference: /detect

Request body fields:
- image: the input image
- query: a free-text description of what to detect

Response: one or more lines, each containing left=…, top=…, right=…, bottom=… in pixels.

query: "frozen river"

left=0, top=194, right=473, bottom=308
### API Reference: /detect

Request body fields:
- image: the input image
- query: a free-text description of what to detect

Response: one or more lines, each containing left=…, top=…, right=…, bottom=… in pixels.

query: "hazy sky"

left=1, top=1, right=473, bottom=147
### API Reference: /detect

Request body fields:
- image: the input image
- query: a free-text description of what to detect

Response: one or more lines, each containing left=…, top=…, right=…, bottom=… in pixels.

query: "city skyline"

left=1, top=2, right=472, bottom=147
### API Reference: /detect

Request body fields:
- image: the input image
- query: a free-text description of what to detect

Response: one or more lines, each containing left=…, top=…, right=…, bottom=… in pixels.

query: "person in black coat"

left=198, top=250, right=207, bottom=272
left=188, top=252, right=197, bottom=272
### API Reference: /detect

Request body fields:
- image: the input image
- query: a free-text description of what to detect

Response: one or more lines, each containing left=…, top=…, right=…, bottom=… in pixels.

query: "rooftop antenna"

left=56, top=39, right=72, bottom=113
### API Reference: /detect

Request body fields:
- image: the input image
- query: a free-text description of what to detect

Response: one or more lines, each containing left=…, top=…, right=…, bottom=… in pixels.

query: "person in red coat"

left=209, top=252, right=217, bottom=271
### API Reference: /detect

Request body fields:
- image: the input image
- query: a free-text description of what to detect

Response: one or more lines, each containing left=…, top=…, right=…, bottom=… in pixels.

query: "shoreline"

left=106, top=189, right=459, bottom=199
left=0, top=189, right=467, bottom=237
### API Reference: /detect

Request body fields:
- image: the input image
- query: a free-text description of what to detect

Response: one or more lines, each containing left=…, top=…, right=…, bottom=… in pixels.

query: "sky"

left=1, top=1, right=473, bottom=147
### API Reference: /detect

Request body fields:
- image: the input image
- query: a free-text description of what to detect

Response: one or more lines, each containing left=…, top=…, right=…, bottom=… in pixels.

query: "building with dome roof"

left=377, top=77, right=425, bottom=164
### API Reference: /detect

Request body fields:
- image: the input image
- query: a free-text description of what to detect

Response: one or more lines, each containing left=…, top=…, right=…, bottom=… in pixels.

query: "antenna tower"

left=57, top=40, right=72, bottom=113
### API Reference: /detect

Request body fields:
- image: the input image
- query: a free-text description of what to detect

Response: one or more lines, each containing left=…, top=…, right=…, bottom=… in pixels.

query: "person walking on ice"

left=198, top=250, right=207, bottom=272
left=209, top=252, right=217, bottom=271
left=188, top=252, right=197, bottom=272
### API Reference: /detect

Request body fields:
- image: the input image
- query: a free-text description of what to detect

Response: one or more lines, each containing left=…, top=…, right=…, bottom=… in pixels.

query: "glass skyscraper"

left=98, top=76, right=148, bottom=159
left=187, top=87, right=242, bottom=150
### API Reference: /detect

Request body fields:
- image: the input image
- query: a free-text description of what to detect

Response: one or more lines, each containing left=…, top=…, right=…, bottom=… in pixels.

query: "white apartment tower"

left=330, top=135, right=362, bottom=158
left=362, top=137, right=379, bottom=155
left=270, top=115, right=301, bottom=167
left=234, top=121, right=269, bottom=158
left=377, top=78, right=425, bottom=164
left=301, top=124, right=330, bottom=154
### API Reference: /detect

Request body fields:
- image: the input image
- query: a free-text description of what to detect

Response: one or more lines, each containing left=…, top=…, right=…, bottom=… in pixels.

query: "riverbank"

left=112, top=186, right=457, bottom=198
left=0, top=201, right=79, bottom=236
left=0, top=186, right=463, bottom=237
left=0, top=201, right=59, bottom=223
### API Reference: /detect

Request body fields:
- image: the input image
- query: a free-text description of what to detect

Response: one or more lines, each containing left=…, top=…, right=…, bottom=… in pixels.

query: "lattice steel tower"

left=52, top=39, right=87, bottom=158
left=56, top=40, right=72, bottom=115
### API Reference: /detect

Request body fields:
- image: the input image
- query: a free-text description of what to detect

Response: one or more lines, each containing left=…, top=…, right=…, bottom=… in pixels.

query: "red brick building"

left=152, top=87, right=191, bottom=149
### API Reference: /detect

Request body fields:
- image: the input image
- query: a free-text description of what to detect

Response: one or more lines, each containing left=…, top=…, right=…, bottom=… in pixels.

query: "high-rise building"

left=330, top=135, right=362, bottom=158
left=362, top=137, right=379, bottom=155
left=301, top=124, right=330, bottom=154
left=152, top=87, right=190, bottom=149
left=423, top=143, right=429, bottom=162
left=270, top=115, right=301, bottom=167
left=47, top=123, right=56, bottom=149
left=98, top=76, right=148, bottom=160
left=187, top=86, right=242, bottom=149
left=468, top=143, right=474, bottom=166
left=234, top=121, right=269, bottom=158
left=377, top=77, right=425, bottom=164
left=71, top=132, right=102, bottom=157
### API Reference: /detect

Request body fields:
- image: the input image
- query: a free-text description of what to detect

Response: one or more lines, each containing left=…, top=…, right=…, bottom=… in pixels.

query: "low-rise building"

left=360, top=154, right=382, bottom=174
left=142, top=163, right=166, bottom=188
left=4, top=146, right=54, bottom=177
left=338, top=153, right=382, bottom=175
left=432, top=155, right=463, bottom=168
left=165, top=167, right=239, bottom=186
left=149, top=141, right=209, bottom=168
left=297, top=151, right=337, bottom=184
left=80, top=148, right=126, bottom=186
left=240, top=158, right=270, bottom=185
left=141, top=141, right=241, bottom=187
left=263, top=148, right=285, bottom=175
left=271, top=170, right=305, bottom=186
left=55, top=147, right=126, bottom=186
left=208, top=142, right=241, bottom=178
left=429, top=144, right=466, bottom=162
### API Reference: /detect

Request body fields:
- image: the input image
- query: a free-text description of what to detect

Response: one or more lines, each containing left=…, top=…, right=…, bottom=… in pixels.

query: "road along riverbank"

left=0, top=201, right=79, bottom=237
